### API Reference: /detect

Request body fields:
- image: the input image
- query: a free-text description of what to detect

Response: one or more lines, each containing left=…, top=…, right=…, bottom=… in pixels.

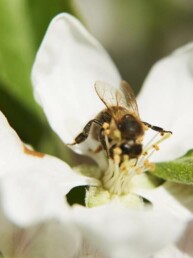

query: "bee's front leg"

left=142, top=121, right=172, bottom=135
left=68, top=119, right=103, bottom=145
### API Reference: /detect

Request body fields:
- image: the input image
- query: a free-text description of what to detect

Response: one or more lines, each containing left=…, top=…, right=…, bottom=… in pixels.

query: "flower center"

left=101, top=132, right=171, bottom=195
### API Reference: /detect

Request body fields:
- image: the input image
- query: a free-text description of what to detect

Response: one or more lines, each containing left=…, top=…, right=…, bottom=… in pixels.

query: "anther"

left=136, top=167, right=142, bottom=174
left=102, top=122, right=109, bottom=130
left=105, top=129, right=110, bottom=135
left=113, top=147, right=122, bottom=155
left=114, top=154, right=121, bottom=164
left=113, top=129, right=121, bottom=140
left=153, top=144, right=159, bottom=151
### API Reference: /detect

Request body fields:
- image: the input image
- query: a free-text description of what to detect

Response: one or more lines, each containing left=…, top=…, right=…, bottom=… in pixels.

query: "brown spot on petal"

left=23, top=145, right=44, bottom=158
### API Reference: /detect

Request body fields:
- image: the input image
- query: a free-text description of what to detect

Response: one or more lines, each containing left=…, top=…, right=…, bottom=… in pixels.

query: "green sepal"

left=152, top=149, right=193, bottom=184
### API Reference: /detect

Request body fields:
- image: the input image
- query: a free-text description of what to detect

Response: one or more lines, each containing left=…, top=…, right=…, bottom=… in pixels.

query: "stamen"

left=113, top=147, right=122, bottom=164
left=143, top=132, right=171, bottom=154
left=104, top=134, right=110, bottom=157
left=102, top=131, right=171, bottom=195
left=114, top=154, right=121, bottom=164
left=143, top=132, right=160, bottom=151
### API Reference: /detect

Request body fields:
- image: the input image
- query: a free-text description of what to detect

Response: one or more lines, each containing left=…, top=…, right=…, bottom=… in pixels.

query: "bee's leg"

left=141, top=121, right=172, bottom=156
left=69, top=119, right=103, bottom=145
left=100, top=111, right=112, bottom=123
left=142, top=121, right=172, bottom=135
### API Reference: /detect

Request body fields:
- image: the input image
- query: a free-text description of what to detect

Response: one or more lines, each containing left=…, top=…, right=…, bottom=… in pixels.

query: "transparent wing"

left=120, top=80, right=140, bottom=117
left=95, top=80, right=140, bottom=118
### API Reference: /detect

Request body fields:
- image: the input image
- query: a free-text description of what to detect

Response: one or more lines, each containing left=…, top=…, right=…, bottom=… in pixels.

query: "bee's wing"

left=95, top=80, right=140, bottom=118
left=120, top=80, right=140, bottom=118
left=95, top=81, right=120, bottom=110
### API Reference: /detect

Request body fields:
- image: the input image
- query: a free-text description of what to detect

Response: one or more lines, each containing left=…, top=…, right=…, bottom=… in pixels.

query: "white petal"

left=0, top=203, right=81, bottom=258
left=0, top=111, right=99, bottom=225
left=28, top=220, right=80, bottom=258
left=72, top=204, right=186, bottom=258
left=136, top=182, right=193, bottom=221
left=0, top=111, right=98, bottom=190
left=74, top=239, right=106, bottom=258
left=177, top=220, right=193, bottom=257
left=27, top=221, right=80, bottom=258
left=0, top=112, right=23, bottom=174
left=154, top=220, right=193, bottom=258
left=0, top=168, right=69, bottom=226
left=31, top=13, right=121, bottom=155
left=137, top=43, right=193, bottom=162
left=154, top=245, right=192, bottom=258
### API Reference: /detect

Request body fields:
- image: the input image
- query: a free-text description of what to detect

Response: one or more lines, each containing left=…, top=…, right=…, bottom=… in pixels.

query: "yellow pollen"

left=123, top=155, right=129, bottom=161
left=153, top=144, right=159, bottom=151
left=113, top=129, right=121, bottom=140
left=149, top=163, right=155, bottom=171
left=144, top=159, right=155, bottom=171
left=136, top=136, right=143, bottom=144
left=113, top=147, right=122, bottom=155
left=144, top=159, right=150, bottom=167
left=114, top=154, right=120, bottom=164
left=136, top=167, right=142, bottom=174
left=120, top=162, right=128, bottom=172
left=104, top=129, right=110, bottom=135
left=103, top=122, right=109, bottom=130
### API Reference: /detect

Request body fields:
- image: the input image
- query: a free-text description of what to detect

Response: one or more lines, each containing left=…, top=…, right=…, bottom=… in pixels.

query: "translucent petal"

left=32, top=13, right=121, bottom=156
left=0, top=204, right=81, bottom=258
left=137, top=43, right=193, bottom=162
left=0, top=111, right=99, bottom=225
left=136, top=182, right=193, bottom=221
left=72, top=204, right=186, bottom=258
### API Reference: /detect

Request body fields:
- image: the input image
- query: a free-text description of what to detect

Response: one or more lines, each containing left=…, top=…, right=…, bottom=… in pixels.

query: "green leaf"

left=0, top=0, right=74, bottom=117
left=0, top=0, right=75, bottom=155
left=27, top=0, right=74, bottom=49
left=153, top=149, right=193, bottom=184
left=0, top=0, right=38, bottom=114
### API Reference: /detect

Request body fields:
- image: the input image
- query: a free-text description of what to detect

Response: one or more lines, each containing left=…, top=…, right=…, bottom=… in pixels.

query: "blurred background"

left=0, top=0, right=193, bottom=202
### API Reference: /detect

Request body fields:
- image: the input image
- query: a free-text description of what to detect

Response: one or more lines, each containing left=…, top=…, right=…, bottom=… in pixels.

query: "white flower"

left=31, top=13, right=193, bottom=257
left=0, top=111, right=96, bottom=257
left=31, top=13, right=193, bottom=196
left=137, top=43, right=193, bottom=162
left=0, top=112, right=189, bottom=258
left=1, top=12, right=193, bottom=258
left=32, top=14, right=193, bottom=164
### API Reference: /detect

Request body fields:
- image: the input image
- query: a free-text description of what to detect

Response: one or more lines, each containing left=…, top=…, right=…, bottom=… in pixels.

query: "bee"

left=70, top=81, right=171, bottom=163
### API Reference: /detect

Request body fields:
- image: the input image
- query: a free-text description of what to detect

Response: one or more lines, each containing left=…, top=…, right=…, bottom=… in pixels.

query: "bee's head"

left=117, top=114, right=144, bottom=140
